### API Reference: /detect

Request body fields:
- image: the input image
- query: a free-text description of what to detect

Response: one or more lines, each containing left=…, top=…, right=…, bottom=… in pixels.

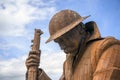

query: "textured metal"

left=27, top=29, right=43, bottom=80
left=46, top=10, right=90, bottom=43
left=32, top=21, right=120, bottom=80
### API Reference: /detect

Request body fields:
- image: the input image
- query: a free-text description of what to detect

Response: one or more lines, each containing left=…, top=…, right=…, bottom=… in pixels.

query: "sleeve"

left=93, top=44, right=120, bottom=80
left=26, top=68, right=51, bottom=80
left=38, top=68, right=51, bottom=80
left=59, top=74, right=65, bottom=80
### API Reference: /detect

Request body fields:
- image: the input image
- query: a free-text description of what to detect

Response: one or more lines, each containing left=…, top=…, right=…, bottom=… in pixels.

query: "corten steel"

left=26, top=22, right=120, bottom=80
left=25, top=9, right=120, bottom=80
left=46, top=10, right=90, bottom=43
left=27, top=29, right=43, bottom=80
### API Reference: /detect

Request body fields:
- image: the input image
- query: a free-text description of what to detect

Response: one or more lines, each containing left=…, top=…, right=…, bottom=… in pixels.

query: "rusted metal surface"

left=26, top=29, right=43, bottom=80
left=46, top=10, right=90, bottom=43
left=26, top=9, right=120, bottom=80
left=60, top=22, right=120, bottom=80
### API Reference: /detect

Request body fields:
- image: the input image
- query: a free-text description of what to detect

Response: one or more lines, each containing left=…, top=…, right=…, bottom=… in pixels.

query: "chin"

left=64, top=50, right=69, bottom=54
left=64, top=50, right=74, bottom=54
left=63, top=48, right=77, bottom=54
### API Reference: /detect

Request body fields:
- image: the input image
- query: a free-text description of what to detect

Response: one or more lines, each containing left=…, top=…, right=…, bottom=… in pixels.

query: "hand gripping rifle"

left=27, top=29, right=43, bottom=80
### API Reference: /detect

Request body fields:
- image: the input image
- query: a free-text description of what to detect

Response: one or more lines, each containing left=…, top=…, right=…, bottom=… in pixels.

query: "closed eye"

left=54, top=38, right=64, bottom=44
left=54, top=39, right=58, bottom=43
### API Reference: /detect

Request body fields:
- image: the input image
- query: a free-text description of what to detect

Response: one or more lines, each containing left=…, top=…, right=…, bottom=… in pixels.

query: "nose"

left=54, top=37, right=67, bottom=49
left=56, top=38, right=66, bottom=50
left=59, top=42, right=66, bottom=50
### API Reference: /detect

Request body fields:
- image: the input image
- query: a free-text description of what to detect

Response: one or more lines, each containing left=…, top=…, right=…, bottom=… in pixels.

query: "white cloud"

left=0, top=1, right=61, bottom=80
left=0, top=55, right=27, bottom=80
left=40, top=51, right=66, bottom=79
left=0, top=50, right=66, bottom=80
left=0, top=41, right=25, bottom=51
left=36, top=50, right=66, bottom=79
left=0, top=0, right=56, bottom=37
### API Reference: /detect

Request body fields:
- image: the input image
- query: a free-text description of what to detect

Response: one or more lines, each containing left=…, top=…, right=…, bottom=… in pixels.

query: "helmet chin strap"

left=64, top=32, right=88, bottom=78
left=72, top=32, right=88, bottom=73
left=76, top=35, right=86, bottom=55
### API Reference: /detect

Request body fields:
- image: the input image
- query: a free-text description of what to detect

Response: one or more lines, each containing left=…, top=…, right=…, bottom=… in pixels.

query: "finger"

left=26, top=58, right=40, bottom=64
left=26, top=56, right=40, bottom=65
left=29, top=50, right=40, bottom=56
left=26, top=58, right=39, bottom=67
left=27, top=55, right=40, bottom=61
left=26, top=63, right=39, bottom=68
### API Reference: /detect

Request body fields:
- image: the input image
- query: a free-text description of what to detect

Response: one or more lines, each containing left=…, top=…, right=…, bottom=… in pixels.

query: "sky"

left=0, top=0, right=120, bottom=80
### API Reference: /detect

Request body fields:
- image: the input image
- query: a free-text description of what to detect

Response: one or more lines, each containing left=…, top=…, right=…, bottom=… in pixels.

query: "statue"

left=26, top=9, right=120, bottom=80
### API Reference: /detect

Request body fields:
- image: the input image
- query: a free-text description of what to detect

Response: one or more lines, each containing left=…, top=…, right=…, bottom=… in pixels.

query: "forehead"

left=57, top=29, right=75, bottom=40
left=54, top=25, right=81, bottom=41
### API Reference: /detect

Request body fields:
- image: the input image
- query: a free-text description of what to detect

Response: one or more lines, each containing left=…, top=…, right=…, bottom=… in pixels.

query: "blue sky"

left=0, top=0, right=120, bottom=80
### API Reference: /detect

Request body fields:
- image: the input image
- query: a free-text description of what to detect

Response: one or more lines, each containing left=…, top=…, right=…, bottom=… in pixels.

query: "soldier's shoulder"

left=98, top=36, right=120, bottom=48
left=90, top=37, right=120, bottom=67
left=95, top=36, right=120, bottom=56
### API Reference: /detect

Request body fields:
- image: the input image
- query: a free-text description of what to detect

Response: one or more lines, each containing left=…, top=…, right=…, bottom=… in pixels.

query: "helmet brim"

left=46, top=15, right=90, bottom=43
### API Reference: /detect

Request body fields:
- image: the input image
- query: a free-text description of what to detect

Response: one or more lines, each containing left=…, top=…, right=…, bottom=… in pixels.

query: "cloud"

left=0, top=0, right=61, bottom=80
left=0, top=55, right=27, bottom=80
left=0, top=40, right=25, bottom=51
left=40, top=50, right=66, bottom=80
left=0, top=51, right=66, bottom=80
left=0, top=0, right=56, bottom=37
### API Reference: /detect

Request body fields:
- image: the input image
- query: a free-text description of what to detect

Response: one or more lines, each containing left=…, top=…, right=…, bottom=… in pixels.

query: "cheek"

left=72, top=41, right=79, bottom=49
left=66, top=40, right=78, bottom=49
left=71, top=37, right=80, bottom=49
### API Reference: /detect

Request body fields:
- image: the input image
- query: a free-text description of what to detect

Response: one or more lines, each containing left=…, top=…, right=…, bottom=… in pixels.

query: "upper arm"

left=93, top=44, right=120, bottom=80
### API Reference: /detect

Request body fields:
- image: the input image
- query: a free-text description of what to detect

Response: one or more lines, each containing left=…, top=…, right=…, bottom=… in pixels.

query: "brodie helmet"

left=46, top=10, right=90, bottom=43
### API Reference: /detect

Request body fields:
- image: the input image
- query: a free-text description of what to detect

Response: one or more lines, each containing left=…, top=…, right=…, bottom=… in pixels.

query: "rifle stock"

left=27, top=29, right=43, bottom=80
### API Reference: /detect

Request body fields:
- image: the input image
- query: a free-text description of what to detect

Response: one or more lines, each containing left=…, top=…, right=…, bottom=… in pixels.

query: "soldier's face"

left=54, top=29, right=81, bottom=54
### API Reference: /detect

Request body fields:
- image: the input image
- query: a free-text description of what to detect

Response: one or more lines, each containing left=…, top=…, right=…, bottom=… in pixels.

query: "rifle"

left=27, top=29, right=43, bottom=80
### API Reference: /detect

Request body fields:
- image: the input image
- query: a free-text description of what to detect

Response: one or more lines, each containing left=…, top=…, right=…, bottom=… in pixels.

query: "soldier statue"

left=26, top=9, right=120, bottom=80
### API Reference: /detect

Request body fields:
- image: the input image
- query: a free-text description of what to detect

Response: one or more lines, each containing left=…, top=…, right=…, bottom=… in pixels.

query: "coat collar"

left=85, top=21, right=101, bottom=42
